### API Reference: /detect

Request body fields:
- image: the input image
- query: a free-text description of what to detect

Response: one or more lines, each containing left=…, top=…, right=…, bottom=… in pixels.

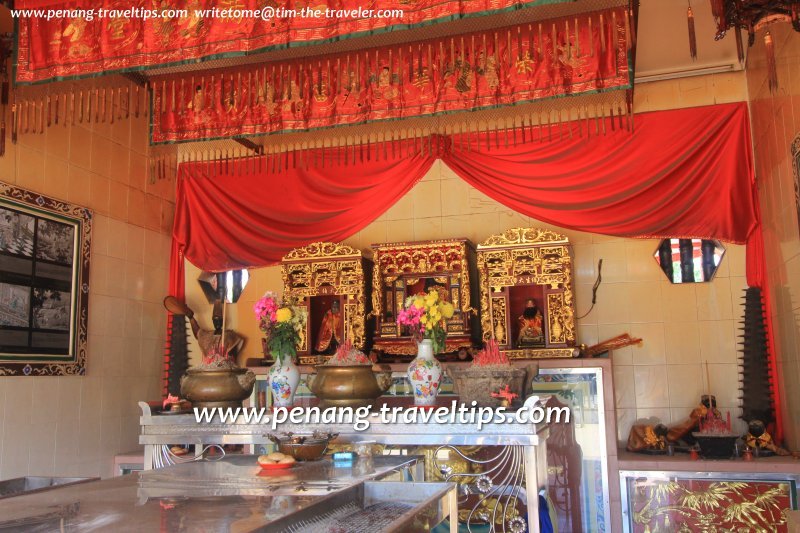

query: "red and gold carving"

left=477, top=227, right=576, bottom=359
left=281, top=242, right=371, bottom=361
left=371, top=239, right=479, bottom=357
left=626, top=476, right=794, bottom=532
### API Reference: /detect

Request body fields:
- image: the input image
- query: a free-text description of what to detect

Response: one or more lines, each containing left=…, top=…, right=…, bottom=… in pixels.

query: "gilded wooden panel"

left=281, top=242, right=371, bottom=352
left=477, top=228, right=577, bottom=359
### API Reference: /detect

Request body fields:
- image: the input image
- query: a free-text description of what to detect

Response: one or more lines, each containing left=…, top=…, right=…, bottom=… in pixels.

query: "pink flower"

left=254, top=294, right=279, bottom=323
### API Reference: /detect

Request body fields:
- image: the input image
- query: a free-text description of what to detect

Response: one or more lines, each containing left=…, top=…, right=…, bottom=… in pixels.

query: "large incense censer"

left=306, top=365, right=393, bottom=409
left=181, top=367, right=256, bottom=409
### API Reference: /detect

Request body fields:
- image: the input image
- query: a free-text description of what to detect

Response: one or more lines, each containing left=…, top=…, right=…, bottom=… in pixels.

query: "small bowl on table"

left=266, top=431, right=338, bottom=461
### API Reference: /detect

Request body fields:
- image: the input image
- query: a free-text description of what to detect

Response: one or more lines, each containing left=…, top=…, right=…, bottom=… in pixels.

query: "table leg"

left=143, top=444, right=154, bottom=471
left=448, top=485, right=458, bottom=533
left=414, top=456, right=426, bottom=482
left=524, top=445, right=542, bottom=533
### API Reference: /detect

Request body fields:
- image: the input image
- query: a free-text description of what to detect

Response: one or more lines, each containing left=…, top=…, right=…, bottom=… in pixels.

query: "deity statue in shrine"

left=195, top=301, right=245, bottom=360
left=666, top=395, right=721, bottom=443
left=164, top=297, right=245, bottom=361
left=743, top=420, right=791, bottom=456
left=626, top=421, right=669, bottom=453
left=517, top=298, right=544, bottom=347
left=315, top=299, right=341, bottom=354
left=420, top=277, right=450, bottom=303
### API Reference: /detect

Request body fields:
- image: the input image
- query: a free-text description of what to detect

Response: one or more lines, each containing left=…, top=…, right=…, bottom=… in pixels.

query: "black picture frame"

left=0, top=181, right=91, bottom=376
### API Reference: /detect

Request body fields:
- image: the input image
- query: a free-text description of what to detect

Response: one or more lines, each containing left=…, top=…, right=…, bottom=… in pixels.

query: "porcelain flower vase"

left=269, top=355, right=300, bottom=408
left=407, top=339, right=442, bottom=406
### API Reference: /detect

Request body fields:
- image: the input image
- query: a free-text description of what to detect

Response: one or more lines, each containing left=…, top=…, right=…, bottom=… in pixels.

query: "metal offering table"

left=139, top=401, right=550, bottom=533
left=0, top=455, right=449, bottom=532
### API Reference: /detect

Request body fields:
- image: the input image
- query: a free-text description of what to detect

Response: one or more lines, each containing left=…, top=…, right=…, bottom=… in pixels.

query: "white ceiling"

left=635, top=0, right=742, bottom=81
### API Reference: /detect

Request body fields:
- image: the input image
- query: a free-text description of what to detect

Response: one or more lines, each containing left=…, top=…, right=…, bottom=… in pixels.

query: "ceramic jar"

left=406, top=339, right=442, bottom=406
left=268, top=355, right=300, bottom=408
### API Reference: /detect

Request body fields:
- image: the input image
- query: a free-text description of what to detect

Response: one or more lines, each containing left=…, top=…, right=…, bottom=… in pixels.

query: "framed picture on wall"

left=0, top=180, right=91, bottom=376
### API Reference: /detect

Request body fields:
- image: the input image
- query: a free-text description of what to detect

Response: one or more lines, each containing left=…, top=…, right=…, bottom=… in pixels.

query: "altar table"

left=139, top=401, right=550, bottom=533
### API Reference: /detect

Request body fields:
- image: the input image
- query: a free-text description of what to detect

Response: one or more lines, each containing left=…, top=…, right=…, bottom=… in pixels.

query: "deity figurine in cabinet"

left=370, top=239, right=481, bottom=360
left=281, top=242, right=372, bottom=365
left=314, top=299, right=341, bottom=354
left=477, top=228, right=577, bottom=359
left=517, top=298, right=544, bottom=347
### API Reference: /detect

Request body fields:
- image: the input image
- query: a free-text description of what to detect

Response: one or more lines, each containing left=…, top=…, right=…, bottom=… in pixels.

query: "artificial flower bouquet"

left=396, top=288, right=455, bottom=354
left=254, top=291, right=307, bottom=364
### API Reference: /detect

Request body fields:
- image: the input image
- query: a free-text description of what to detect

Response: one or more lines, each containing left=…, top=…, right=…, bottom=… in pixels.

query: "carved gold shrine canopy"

left=11, top=0, right=636, bottom=151
left=281, top=242, right=372, bottom=364
left=477, top=227, right=577, bottom=359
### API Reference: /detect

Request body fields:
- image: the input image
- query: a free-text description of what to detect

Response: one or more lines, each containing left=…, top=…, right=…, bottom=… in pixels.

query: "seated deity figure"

left=666, top=395, right=721, bottom=443
left=163, top=296, right=245, bottom=362
left=517, top=298, right=544, bottom=347
left=627, top=420, right=669, bottom=453
left=315, top=299, right=341, bottom=354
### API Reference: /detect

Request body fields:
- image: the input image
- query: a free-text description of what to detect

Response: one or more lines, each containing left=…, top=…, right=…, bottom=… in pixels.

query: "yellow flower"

left=276, top=308, right=293, bottom=322
left=413, top=297, right=425, bottom=309
left=440, top=302, right=455, bottom=319
left=430, top=310, right=441, bottom=321
left=426, top=322, right=434, bottom=330
left=424, top=290, right=439, bottom=305
left=420, top=315, right=428, bottom=324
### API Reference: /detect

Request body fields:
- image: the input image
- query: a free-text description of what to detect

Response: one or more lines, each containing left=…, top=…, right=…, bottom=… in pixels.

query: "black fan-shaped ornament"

left=738, top=287, right=774, bottom=425
left=164, top=313, right=190, bottom=398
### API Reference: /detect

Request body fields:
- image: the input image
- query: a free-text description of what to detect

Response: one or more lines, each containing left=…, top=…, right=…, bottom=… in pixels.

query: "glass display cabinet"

left=477, top=228, right=578, bottom=359
left=370, top=239, right=480, bottom=359
left=530, top=366, right=612, bottom=533
left=281, top=242, right=373, bottom=365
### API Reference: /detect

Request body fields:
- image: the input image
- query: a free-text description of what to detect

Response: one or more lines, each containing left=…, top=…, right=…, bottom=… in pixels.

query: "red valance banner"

left=15, top=0, right=579, bottom=84
left=150, top=8, right=632, bottom=143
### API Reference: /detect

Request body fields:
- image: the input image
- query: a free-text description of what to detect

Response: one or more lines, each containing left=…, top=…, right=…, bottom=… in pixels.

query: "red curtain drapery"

left=169, top=101, right=780, bottom=438
left=442, top=102, right=758, bottom=245
left=173, top=102, right=758, bottom=272
left=15, top=0, right=579, bottom=84
left=173, top=149, right=436, bottom=270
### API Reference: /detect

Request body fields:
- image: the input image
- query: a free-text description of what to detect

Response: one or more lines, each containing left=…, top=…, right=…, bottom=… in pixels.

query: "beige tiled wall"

left=746, top=24, right=800, bottom=449
left=0, top=101, right=172, bottom=479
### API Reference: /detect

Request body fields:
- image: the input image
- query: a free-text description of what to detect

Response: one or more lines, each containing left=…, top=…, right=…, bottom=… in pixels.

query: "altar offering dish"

left=267, top=431, right=337, bottom=461
left=258, top=452, right=296, bottom=469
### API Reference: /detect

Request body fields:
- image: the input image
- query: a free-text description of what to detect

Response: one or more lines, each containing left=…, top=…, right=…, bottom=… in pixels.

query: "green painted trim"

left=15, top=0, right=575, bottom=86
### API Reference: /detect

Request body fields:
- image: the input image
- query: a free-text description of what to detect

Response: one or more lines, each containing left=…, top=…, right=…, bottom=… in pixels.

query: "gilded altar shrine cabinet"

left=477, top=228, right=577, bottom=359
left=370, top=239, right=481, bottom=358
left=281, top=242, right=373, bottom=365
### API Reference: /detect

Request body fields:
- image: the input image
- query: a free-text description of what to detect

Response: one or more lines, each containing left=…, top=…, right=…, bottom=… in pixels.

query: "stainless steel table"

left=0, top=455, right=435, bottom=532
left=139, top=401, right=549, bottom=533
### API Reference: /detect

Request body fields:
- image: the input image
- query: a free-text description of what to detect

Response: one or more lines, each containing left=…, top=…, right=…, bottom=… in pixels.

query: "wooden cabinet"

left=281, top=242, right=372, bottom=365
left=477, top=228, right=577, bottom=359
left=370, top=239, right=480, bottom=359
